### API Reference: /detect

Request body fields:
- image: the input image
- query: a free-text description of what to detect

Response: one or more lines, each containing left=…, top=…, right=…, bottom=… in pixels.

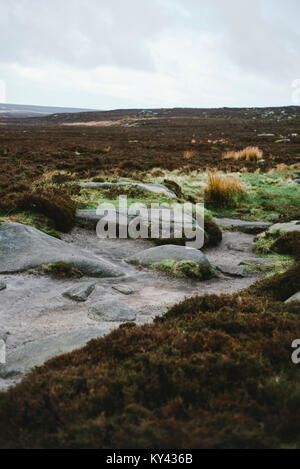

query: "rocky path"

left=0, top=222, right=264, bottom=390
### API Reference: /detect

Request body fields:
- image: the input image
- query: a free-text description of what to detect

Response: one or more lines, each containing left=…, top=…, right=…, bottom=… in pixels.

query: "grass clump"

left=39, top=262, right=83, bottom=279
left=205, top=172, right=246, bottom=209
left=223, top=147, right=263, bottom=162
left=150, top=259, right=214, bottom=280
left=1, top=291, right=300, bottom=449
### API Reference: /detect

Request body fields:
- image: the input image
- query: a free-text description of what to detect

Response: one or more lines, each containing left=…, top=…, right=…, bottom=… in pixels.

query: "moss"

left=150, top=259, right=214, bottom=280
left=0, top=292, right=300, bottom=449
left=39, top=262, right=83, bottom=279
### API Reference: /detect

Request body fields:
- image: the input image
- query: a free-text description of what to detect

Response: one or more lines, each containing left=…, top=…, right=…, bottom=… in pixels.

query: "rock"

left=294, top=179, right=300, bottom=185
left=292, top=173, right=300, bottom=181
left=0, top=327, right=109, bottom=379
left=0, top=282, right=6, bottom=291
left=79, top=182, right=177, bottom=198
left=239, top=258, right=272, bottom=267
left=126, top=244, right=212, bottom=268
left=62, top=282, right=95, bottom=302
left=268, top=221, right=300, bottom=235
left=76, top=208, right=204, bottom=247
left=112, top=285, right=135, bottom=295
left=215, top=265, right=250, bottom=277
left=76, top=209, right=138, bottom=230
left=89, top=299, right=136, bottom=322
left=0, top=223, right=123, bottom=277
left=215, top=218, right=271, bottom=235
left=285, top=292, right=300, bottom=304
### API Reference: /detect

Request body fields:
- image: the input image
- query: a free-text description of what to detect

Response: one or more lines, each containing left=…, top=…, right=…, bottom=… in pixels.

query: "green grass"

left=149, top=168, right=300, bottom=221
left=149, top=259, right=214, bottom=280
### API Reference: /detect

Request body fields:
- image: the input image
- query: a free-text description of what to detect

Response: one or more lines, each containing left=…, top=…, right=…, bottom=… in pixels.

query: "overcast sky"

left=0, top=0, right=300, bottom=109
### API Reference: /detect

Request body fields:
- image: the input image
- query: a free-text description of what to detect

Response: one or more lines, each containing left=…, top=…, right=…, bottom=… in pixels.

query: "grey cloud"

left=0, top=0, right=177, bottom=70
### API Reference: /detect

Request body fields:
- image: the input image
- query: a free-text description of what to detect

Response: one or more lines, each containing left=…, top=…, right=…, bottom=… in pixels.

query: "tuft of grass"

left=150, top=259, right=214, bottom=280
left=223, top=147, right=263, bottom=162
left=205, top=172, right=246, bottom=209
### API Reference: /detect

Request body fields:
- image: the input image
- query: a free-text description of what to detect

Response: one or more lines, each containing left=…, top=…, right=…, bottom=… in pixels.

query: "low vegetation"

left=1, top=276, right=300, bottom=448
left=223, top=146, right=263, bottom=162
left=245, top=261, right=300, bottom=301
left=204, top=172, right=246, bottom=209
left=37, top=262, right=83, bottom=279
left=149, top=259, right=214, bottom=280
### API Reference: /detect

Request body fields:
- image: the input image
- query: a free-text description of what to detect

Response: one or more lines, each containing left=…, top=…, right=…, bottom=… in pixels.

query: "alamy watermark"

left=95, top=196, right=205, bottom=250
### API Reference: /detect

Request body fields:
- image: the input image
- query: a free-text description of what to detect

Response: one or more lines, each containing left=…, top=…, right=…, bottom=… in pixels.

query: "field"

left=0, top=106, right=300, bottom=449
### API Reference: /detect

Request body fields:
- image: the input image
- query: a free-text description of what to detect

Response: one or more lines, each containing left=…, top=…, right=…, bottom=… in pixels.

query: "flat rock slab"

left=216, top=264, right=250, bottom=278
left=89, top=299, right=136, bottom=322
left=0, top=327, right=109, bottom=379
left=126, top=244, right=211, bottom=268
left=285, top=292, right=300, bottom=304
left=239, top=258, right=272, bottom=266
left=76, top=208, right=200, bottom=229
left=0, top=282, right=6, bottom=292
left=79, top=182, right=177, bottom=198
left=268, top=220, right=300, bottom=234
left=112, top=285, right=135, bottom=295
left=62, top=282, right=95, bottom=302
left=215, top=218, right=271, bottom=234
left=0, top=222, right=123, bottom=278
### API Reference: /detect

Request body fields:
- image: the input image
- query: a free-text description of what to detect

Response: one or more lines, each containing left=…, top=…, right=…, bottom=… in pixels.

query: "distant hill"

left=0, top=103, right=100, bottom=118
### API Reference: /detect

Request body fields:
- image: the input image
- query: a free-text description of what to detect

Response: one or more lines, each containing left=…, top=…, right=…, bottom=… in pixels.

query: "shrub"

left=245, top=262, right=300, bottom=301
left=0, top=293, right=300, bottom=449
left=18, top=188, right=76, bottom=232
left=205, top=172, right=246, bottom=209
left=223, top=147, right=263, bottom=162
left=271, top=231, right=300, bottom=260
left=204, top=219, right=223, bottom=247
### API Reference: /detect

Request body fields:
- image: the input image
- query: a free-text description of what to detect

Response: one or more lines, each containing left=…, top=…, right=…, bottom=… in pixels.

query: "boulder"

left=0, top=223, right=123, bottom=277
left=126, top=244, right=212, bottom=268
left=239, top=258, right=272, bottom=267
left=216, top=264, right=250, bottom=277
left=62, top=282, right=95, bottom=302
left=79, top=182, right=177, bottom=198
left=215, top=218, right=271, bottom=235
left=0, top=282, right=6, bottom=292
left=89, top=299, right=136, bottom=322
left=112, top=285, right=135, bottom=295
left=0, top=327, right=109, bottom=379
left=76, top=208, right=204, bottom=247
left=268, top=221, right=300, bottom=235
left=285, top=292, right=300, bottom=304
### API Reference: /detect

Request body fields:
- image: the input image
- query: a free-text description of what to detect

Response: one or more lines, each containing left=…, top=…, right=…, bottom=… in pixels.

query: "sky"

left=0, top=0, right=300, bottom=109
